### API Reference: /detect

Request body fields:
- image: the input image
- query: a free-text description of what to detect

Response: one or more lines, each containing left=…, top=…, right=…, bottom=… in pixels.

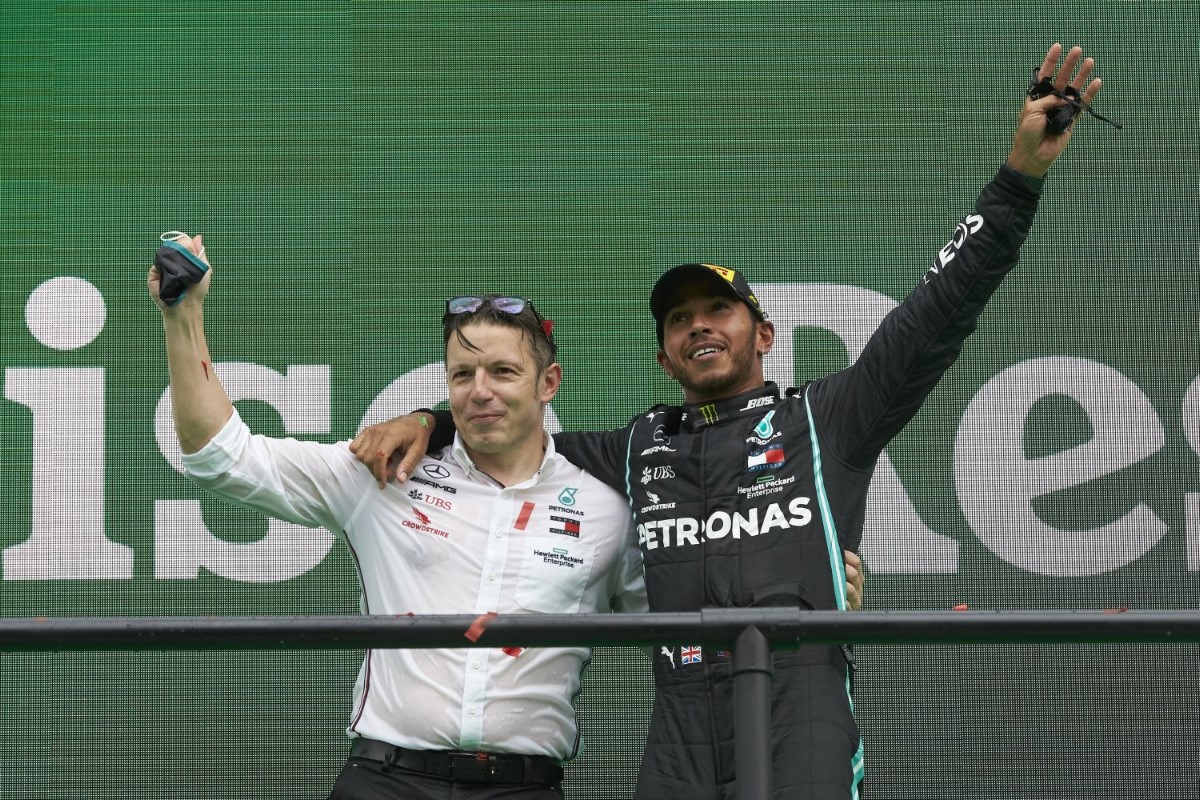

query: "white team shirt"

left=182, top=409, right=647, bottom=760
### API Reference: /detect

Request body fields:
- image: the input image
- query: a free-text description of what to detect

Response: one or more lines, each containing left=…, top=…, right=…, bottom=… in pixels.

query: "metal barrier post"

left=732, top=625, right=772, bottom=800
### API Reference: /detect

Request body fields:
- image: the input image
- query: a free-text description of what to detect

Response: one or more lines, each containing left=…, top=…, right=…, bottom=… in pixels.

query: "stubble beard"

left=672, top=330, right=758, bottom=403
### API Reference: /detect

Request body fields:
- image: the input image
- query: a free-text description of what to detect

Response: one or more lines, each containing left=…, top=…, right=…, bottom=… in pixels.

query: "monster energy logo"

left=699, top=404, right=719, bottom=425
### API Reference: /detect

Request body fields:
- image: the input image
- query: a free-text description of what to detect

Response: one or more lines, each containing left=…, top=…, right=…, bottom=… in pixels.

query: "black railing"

left=4, top=609, right=1199, bottom=800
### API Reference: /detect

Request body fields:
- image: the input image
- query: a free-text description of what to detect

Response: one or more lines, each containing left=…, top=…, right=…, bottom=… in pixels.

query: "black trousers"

left=329, top=757, right=564, bottom=800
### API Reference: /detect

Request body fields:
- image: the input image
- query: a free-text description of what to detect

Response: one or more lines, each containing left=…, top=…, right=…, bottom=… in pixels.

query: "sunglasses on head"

left=445, top=295, right=555, bottom=338
left=446, top=296, right=532, bottom=316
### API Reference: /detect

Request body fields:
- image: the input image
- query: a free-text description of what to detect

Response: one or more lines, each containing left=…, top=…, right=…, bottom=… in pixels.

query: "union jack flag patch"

left=681, top=645, right=702, bottom=665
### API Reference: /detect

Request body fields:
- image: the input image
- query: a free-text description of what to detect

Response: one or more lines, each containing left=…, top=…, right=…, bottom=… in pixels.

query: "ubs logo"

left=641, top=466, right=676, bottom=485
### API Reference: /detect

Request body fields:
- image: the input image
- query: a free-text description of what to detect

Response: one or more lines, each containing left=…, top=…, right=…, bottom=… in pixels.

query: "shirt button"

left=472, top=660, right=480, bottom=669
left=487, top=572, right=495, bottom=581
left=468, top=706, right=477, bottom=715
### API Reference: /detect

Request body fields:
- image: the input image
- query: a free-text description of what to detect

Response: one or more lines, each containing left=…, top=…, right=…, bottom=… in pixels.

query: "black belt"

left=350, top=738, right=563, bottom=785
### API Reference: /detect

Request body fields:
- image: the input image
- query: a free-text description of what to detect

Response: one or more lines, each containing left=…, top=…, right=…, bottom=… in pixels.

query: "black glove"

left=1027, top=69, right=1122, bottom=135
left=153, top=240, right=209, bottom=306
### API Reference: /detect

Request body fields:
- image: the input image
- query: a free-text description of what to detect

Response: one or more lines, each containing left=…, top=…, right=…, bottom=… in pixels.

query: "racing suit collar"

left=678, top=382, right=780, bottom=432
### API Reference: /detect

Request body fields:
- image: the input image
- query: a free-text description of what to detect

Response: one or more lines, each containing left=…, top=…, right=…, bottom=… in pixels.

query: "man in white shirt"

left=149, top=241, right=647, bottom=799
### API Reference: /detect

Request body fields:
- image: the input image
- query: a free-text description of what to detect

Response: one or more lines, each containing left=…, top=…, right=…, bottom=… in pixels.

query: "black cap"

left=650, top=263, right=767, bottom=343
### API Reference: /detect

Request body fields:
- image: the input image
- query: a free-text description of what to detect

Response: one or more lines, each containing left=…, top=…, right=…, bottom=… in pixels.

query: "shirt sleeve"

left=809, top=164, right=1041, bottom=469
left=181, top=408, right=370, bottom=532
left=609, top=516, right=649, bottom=613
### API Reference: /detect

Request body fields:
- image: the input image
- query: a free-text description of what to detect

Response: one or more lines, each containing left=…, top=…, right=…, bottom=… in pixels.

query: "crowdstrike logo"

left=639, top=490, right=677, bottom=514
left=403, top=506, right=450, bottom=538
left=637, top=497, right=813, bottom=550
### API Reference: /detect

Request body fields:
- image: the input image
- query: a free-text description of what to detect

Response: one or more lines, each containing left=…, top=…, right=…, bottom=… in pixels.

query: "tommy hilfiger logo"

left=549, top=515, right=581, bottom=538
left=747, top=444, right=785, bottom=471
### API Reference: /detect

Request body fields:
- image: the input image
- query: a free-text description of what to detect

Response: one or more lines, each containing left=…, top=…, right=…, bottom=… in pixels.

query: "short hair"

left=441, top=295, right=558, bottom=374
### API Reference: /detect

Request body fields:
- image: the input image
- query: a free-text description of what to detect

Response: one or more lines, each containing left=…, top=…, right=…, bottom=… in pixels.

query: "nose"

left=687, top=314, right=712, bottom=337
left=469, top=369, right=495, bottom=401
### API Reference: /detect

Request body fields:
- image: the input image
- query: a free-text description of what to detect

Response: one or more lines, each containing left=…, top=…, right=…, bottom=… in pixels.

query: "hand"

left=349, top=412, right=436, bottom=488
left=1007, top=43, right=1103, bottom=178
left=148, top=233, right=211, bottom=313
left=844, top=549, right=864, bottom=610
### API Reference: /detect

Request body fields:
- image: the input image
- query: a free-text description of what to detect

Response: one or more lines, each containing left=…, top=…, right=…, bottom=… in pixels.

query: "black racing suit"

left=426, top=165, right=1042, bottom=799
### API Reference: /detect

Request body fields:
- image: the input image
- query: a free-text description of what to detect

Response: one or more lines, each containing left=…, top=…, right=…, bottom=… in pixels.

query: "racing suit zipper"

left=696, top=427, right=730, bottom=781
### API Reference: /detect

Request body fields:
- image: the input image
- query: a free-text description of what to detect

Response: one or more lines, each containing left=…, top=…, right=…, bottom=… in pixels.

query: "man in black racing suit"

left=548, top=155, right=1041, bottom=796
left=353, top=43, right=1107, bottom=800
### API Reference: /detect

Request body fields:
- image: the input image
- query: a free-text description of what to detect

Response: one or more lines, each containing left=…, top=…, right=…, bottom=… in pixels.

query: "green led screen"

left=2, top=2, right=1198, bottom=798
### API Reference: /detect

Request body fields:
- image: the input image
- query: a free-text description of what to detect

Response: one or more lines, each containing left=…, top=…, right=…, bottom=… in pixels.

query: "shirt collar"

left=449, top=430, right=559, bottom=486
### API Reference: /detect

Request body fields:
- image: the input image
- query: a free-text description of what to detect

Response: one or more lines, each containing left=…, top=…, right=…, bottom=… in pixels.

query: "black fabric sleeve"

left=552, top=427, right=635, bottom=495
left=808, top=164, right=1041, bottom=469
left=425, top=409, right=456, bottom=451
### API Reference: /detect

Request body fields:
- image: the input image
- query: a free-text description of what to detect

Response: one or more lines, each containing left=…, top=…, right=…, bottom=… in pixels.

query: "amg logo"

left=637, top=497, right=812, bottom=550
left=409, top=475, right=458, bottom=494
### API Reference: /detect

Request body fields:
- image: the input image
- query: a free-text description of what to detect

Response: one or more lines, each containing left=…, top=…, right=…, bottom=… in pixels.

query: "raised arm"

left=1008, top=43, right=1104, bottom=178
left=811, top=43, right=1109, bottom=468
left=147, top=233, right=234, bottom=454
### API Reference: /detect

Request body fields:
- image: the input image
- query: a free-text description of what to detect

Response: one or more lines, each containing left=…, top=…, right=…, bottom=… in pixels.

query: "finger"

left=1037, top=42, right=1062, bottom=81
left=1081, top=77, right=1102, bottom=106
left=348, top=430, right=372, bottom=455
left=394, top=453, right=417, bottom=484
left=847, top=563, right=863, bottom=592
left=1055, top=46, right=1083, bottom=90
left=371, top=451, right=389, bottom=489
left=845, top=577, right=862, bottom=610
left=1070, top=57, right=1095, bottom=92
left=1025, top=93, right=1063, bottom=117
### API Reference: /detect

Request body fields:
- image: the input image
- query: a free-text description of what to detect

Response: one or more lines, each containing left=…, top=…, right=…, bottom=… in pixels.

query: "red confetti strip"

left=464, top=611, right=498, bottom=643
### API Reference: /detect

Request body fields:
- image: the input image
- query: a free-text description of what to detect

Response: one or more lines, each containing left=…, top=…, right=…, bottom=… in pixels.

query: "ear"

left=656, top=349, right=675, bottom=380
left=756, top=320, right=775, bottom=356
left=538, top=362, right=563, bottom=403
